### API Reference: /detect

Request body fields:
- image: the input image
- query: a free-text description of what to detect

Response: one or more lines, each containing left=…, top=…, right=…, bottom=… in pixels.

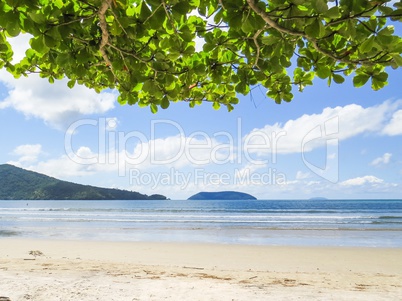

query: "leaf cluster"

left=0, top=0, right=402, bottom=112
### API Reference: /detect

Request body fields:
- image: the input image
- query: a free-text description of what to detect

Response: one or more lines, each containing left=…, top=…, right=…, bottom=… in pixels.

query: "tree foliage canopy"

left=1, top=0, right=402, bottom=112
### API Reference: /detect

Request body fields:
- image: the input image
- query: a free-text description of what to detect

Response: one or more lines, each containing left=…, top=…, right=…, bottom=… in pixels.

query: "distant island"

left=308, top=197, right=329, bottom=201
left=0, top=164, right=166, bottom=200
left=188, top=191, right=257, bottom=200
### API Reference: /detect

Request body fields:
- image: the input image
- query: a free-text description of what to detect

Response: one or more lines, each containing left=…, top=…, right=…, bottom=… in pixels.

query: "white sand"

left=1, top=239, right=402, bottom=300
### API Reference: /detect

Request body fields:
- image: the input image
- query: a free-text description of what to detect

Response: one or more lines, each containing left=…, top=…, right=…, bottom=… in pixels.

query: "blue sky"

left=1, top=33, right=402, bottom=200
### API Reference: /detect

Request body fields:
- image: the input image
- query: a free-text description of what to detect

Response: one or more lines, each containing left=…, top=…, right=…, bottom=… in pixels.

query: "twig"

left=110, top=10, right=128, bottom=35
left=162, top=0, right=179, bottom=36
left=218, top=0, right=226, bottom=10
left=183, top=266, right=205, bottom=270
left=143, top=3, right=164, bottom=24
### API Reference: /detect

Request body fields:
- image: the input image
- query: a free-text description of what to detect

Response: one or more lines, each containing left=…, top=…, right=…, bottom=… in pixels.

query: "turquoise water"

left=1, top=199, right=402, bottom=247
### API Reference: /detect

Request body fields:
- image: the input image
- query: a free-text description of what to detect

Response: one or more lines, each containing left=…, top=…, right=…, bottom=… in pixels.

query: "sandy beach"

left=0, top=239, right=401, bottom=300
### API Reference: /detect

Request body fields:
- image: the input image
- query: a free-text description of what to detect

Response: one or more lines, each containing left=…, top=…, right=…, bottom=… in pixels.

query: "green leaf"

left=30, top=36, right=49, bottom=54
left=226, top=103, right=234, bottom=112
left=54, top=0, right=64, bottom=9
left=352, top=0, right=368, bottom=13
left=44, top=34, right=57, bottom=48
left=274, top=94, right=282, bottom=104
left=126, top=6, right=135, bottom=17
left=312, top=0, right=328, bottom=14
left=212, top=102, right=220, bottom=110
left=2, top=11, right=20, bottom=37
left=139, top=2, right=152, bottom=21
left=28, top=12, right=46, bottom=24
left=360, top=36, right=374, bottom=53
left=160, top=96, right=170, bottom=109
left=379, top=5, right=394, bottom=15
left=67, top=79, right=75, bottom=89
left=332, top=74, right=345, bottom=84
left=324, top=6, right=341, bottom=19
left=372, top=77, right=387, bottom=90
left=392, top=54, right=402, bottom=66
left=214, top=8, right=223, bottom=24
left=118, top=95, right=128, bottom=105
left=297, top=5, right=309, bottom=11
left=261, top=36, right=279, bottom=46
left=228, top=13, right=242, bottom=28
left=353, top=74, right=370, bottom=88
left=241, top=18, right=254, bottom=33
left=235, top=82, right=250, bottom=95
left=282, top=92, right=293, bottom=102
left=6, top=21, right=20, bottom=37
left=374, top=71, right=388, bottom=82
left=316, top=66, right=331, bottom=79
left=150, top=103, right=158, bottom=113
left=172, top=2, right=190, bottom=15
left=305, top=19, right=325, bottom=38
left=55, top=53, right=70, bottom=66
left=149, top=6, right=165, bottom=29
left=378, top=25, right=394, bottom=36
left=143, top=80, right=155, bottom=93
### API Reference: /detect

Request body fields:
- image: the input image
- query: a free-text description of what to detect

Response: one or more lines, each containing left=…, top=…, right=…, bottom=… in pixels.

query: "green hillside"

left=0, top=164, right=165, bottom=200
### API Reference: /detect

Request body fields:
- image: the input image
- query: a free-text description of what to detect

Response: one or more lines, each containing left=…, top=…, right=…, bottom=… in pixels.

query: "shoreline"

left=2, top=227, right=402, bottom=248
left=1, top=238, right=402, bottom=300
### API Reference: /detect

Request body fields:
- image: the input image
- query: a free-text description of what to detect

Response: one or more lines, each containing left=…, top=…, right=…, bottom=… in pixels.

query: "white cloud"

left=0, top=71, right=116, bottom=129
left=11, top=144, right=42, bottom=164
left=235, top=162, right=268, bottom=180
left=0, top=35, right=116, bottom=129
left=10, top=144, right=401, bottom=200
left=243, top=101, right=400, bottom=155
left=340, top=175, right=384, bottom=186
left=11, top=132, right=236, bottom=180
left=371, top=153, right=392, bottom=167
left=296, top=171, right=311, bottom=180
left=335, top=175, right=399, bottom=197
left=7, top=34, right=31, bottom=63
left=8, top=145, right=118, bottom=180
left=383, top=110, right=402, bottom=136
left=123, top=134, right=235, bottom=169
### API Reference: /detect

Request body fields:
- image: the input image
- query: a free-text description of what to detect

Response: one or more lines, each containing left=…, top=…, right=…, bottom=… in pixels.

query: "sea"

left=1, top=199, right=402, bottom=247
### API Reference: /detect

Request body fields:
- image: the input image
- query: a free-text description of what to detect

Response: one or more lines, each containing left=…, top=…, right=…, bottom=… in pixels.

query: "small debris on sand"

left=29, top=250, right=44, bottom=258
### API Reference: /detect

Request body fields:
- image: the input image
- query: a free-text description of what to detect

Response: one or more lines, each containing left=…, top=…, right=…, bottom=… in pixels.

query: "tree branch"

left=49, top=14, right=97, bottom=28
left=246, top=0, right=304, bottom=37
left=252, top=27, right=265, bottom=67
left=98, top=0, right=115, bottom=76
